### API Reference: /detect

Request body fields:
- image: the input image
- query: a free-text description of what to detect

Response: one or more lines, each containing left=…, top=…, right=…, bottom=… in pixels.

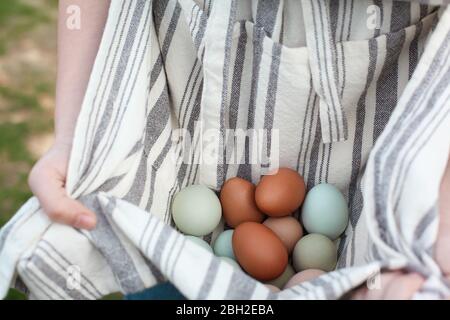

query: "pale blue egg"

left=301, top=183, right=349, bottom=240
left=172, top=185, right=222, bottom=236
left=213, top=230, right=235, bottom=260
left=185, top=236, right=213, bottom=253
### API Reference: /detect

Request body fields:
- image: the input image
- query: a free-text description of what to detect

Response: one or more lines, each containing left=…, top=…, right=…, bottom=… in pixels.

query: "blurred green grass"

left=0, top=0, right=58, bottom=299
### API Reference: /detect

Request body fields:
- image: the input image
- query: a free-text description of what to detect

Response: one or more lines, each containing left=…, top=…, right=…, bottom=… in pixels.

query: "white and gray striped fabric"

left=1, top=0, right=449, bottom=299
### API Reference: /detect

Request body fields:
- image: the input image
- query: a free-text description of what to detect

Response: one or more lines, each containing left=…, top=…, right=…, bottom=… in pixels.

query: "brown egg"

left=255, top=168, right=306, bottom=217
left=233, top=222, right=288, bottom=281
left=263, top=216, right=303, bottom=253
left=284, top=269, right=325, bottom=289
left=220, top=177, right=265, bottom=227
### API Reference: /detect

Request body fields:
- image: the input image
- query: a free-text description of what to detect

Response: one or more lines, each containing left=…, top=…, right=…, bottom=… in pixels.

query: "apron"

left=1, top=0, right=449, bottom=299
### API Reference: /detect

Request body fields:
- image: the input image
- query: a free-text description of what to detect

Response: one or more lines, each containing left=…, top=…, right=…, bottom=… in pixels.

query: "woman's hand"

left=353, top=152, right=450, bottom=299
left=28, top=143, right=96, bottom=229
left=27, top=1, right=110, bottom=229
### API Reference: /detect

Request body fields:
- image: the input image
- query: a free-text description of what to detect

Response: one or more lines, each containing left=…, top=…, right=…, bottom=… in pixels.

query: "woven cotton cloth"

left=1, top=0, right=450, bottom=300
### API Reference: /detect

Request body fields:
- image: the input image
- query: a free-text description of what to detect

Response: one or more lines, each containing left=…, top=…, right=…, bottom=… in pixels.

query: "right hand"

left=28, top=142, right=96, bottom=229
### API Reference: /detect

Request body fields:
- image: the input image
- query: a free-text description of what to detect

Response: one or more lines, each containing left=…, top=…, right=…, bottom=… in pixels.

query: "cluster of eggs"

left=171, top=168, right=349, bottom=291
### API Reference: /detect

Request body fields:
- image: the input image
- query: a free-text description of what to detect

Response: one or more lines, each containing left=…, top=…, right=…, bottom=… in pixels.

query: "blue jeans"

left=125, top=282, right=186, bottom=300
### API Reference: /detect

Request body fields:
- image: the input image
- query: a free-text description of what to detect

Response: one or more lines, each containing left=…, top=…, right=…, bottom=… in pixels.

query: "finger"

left=382, top=273, right=425, bottom=300
left=29, top=166, right=96, bottom=229
left=435, top=154, right=450, bottom=275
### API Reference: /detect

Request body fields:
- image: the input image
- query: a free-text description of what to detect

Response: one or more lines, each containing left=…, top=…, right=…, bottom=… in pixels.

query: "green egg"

left=185, top=236, right=213, bottom=253
left=292, top=234, right=337, bottom=272
left=265, top=264, right=295, bottom=289
left=172, top=185, right=222, bottom=236
left=301, top=183, right=349, bottom=240
left=213, top=230, right=235, bottom=260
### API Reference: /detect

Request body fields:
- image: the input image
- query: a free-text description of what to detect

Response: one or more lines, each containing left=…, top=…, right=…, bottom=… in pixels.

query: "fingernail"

left=75, top=215, right=96, bottom=230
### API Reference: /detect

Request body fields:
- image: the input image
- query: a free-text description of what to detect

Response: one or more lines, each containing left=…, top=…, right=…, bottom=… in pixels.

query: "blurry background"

left=0, top=0, right=57, bottom=299
left=0, top=0, right=56, bottom=226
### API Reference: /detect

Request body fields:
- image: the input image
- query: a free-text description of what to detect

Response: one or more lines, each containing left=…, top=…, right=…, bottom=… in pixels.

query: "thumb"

left=29, top=165, right=97, bottom=229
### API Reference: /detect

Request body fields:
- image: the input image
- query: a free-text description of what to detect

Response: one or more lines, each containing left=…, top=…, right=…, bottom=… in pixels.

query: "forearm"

left=54, top=0, right=110, bottom=146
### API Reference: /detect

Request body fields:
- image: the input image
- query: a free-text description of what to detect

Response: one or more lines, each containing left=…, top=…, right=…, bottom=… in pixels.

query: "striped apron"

left=1, top=0, right=449, bottom=299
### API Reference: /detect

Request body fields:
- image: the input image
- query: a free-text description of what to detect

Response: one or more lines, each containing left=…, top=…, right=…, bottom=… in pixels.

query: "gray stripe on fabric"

left=229, top=22, right=247, bottom=131
left=255, top=0, right=280, bottom=37
left=170, top=237, right=187, bottom=279
left=373, top=0, right=383, bottom=37
left=24, top=266, right=63, bottom=299
left=178, top=59, right=199, bottom=122
left=98, top=174, right=126, bottom=193
left=373, top=30, right=450, bottom=246
left=307, top=110, right=322, bottom=190
left=123, top=88, right=170, bottom=204
left=150, top=223, right=173, bottom=267
left=153, top=0, right=170, bottom=33
left=296, top=84, right=314, bottom=173
left=329, top=0, right=339, bottom=41
left=194, top=7, right=208, bottom=50
left=392, top=90, right=450, bottom=212
left=35, top=246, right=98, bottom=299
left=390, top=0, right=411, bottom=33
left=413, top=206, right=437, bottom=240
left=88, top=1, right=153, bottom=188
left=311, top=0, right=343, bottom=142
left=81, top=0, right=144, bottom=173
left=165, top=81, right=203, bottom=223
left=30, top=254, right=90, bottom=300
left=409, top=22, right=423, bottom=79
left=145, top=138, right=172, bottom=212
left=145, top=258, right=165, bottom=283
left=181, top=67, right=203, bottom=127
left=346, top=0, right=354, bottom=41
left=196, top=257, right=220, bottom=299
left=262, top=43, right=282, bottom=169
left=237, top=26, right=265, bottom=181
left=222, top=22, right=247, bottom=178
left=75, top=0, right=149, bottom=191
left=337, top=233, right=348, bottom=268
left=419, top=4, right=428, bottom=18
left=150, top=3, right=182, bottom=90
left=225, top=271, right=257, bottom=299
left=217, top=0, right=238, bottom=189
left=373, top=29, right=406, bottom=142
left=301, top=94, right=318, bottom=178
left=83, top=196, right=146, bottom=293
left=349, top=38, right=378, bottom=228
left=78, top=0, right=130, bottom=173
left=40, top=240, right=102, bottom=297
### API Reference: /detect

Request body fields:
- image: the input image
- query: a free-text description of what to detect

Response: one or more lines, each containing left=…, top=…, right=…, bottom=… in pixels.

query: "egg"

left=265, top=264, right=295, bottom=289
left=263, top=216, right=303, bottom=253
left=255, top=168, right=306, bottom=217
left=185, top=236, right=213, bottom=253
left=213, top=230, right=235, bottom=259
left=232, top=222, right=288, bottom=281
left=284, top=269, right=325, bottom=289
left=301, top=183, right=349, bottom=240
left=292, top=234, right=337, bottom=272
left=172, top=185, right=222, bottom=236
left=220, top=177, right=265, bottom=227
